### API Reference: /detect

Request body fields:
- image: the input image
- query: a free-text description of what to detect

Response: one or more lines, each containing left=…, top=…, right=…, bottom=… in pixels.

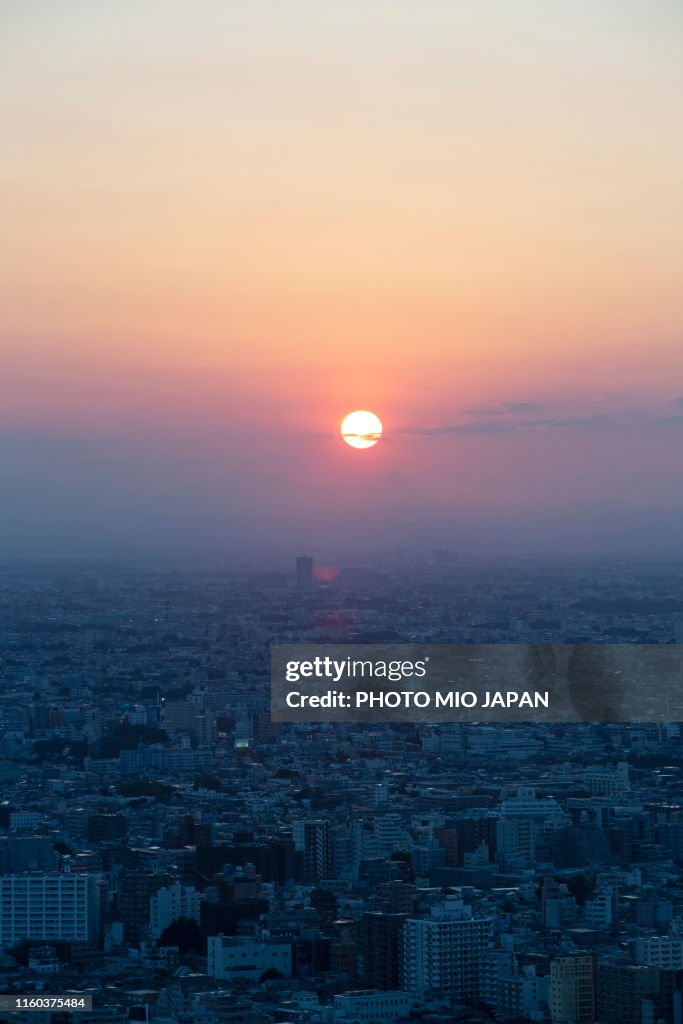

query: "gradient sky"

left=1, top=1, right=682, bottom=553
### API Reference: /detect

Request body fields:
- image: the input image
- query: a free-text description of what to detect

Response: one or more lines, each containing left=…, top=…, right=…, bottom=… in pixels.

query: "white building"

left=496, top=788, right=568, bottom=868
left=333, top=990, right=412, bottom=1024
left=150, top=882, right=202, bottom=939
left=0, top=873, right=99, bottom=946
left=369, top=815, right=413, bottom=857
left=549, top=955, right=595, bottom=1024
left=480, top=952, right=548, bottom=1022
left=401, top=896, right=492, bottom=998
left=634, top=935, right=683, bottom=970
left=583, top=886, right=615, bottom=928
left=208, top=935, right=292, bottom=981
left=499, top=787, right=567, bottom=823
left=584, top=761, right=630, bottom=797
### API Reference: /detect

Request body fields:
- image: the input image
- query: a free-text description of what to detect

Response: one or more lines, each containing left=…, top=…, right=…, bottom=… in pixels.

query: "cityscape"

left=1, top=553, right=683, bottom=1023
left=3, top=4, right=683, bottom=1023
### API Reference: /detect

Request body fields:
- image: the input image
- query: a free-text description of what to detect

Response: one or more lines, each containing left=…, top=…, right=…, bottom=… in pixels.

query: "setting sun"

left=340, top=410, right=383, bottom=449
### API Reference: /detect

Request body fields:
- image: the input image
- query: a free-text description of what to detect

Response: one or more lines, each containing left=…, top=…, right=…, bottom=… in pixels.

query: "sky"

left=1, top=1, right=682, bottom=554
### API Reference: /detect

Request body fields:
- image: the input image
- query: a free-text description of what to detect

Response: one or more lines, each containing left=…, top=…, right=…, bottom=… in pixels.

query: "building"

left=292, top=820, right=331, bottom=882
left=9, top=811, right=42, bottom=832
left=0, top=836, right=58, bottom=874
left=541, top=880, right=578, bottom=930
left=584, top=761, right=630, bottom=796
left=0, top=873, right=100, bottom=946
left=65, top=807, right=91, bottom=841
left=191, top=992, right=272, bottom=1024
left=117, top=871, right=170, bottom=943
left=370, top=815, right=413, bottom=857
left=333, top=990, right=412, bottom=1024
left=87, top=812, right=128, bottom=843
left=150, top=882, right=202, bottom=939
left=27, top=946, right=60, bottom=974
left=139, top=941, right=180, bottom=972
left=583, top=885, right=616, bottom=928
left=497, top=787, right=567, bottom=868
left=296, top=556, right=314, bottom=589
left=480, top=951, right=549, bottom=1021
left=361, top=911, right=408, bottom=990
left=595, top=962, right=660, bottom=1024
left=496, top=816, right=541, bottom=868
left=207, top=935, right=292, bottom=981
left=549, top=955, right=595, bottom=1024
left=401, top=897, right=492, bottom=999
left=161, top=702, right=217, bottom=746
left=634, top=935, right=683, bottom=970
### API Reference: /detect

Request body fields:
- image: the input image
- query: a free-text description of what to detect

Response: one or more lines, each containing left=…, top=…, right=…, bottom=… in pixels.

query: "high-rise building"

left=117, top=871, right=170, bottom=943
left=0, top=873, right=100, bottom=946
left=292, top=820, right=331, bottom=882
left=496, top=787, right=567, bottom=868
left=296, top=555, right=314, bottom=589
left=401, top=897, right=492, bottom=999
left=549, top=955, right=595, bottom=1023
left=595, top=962, right=660, bottom=1024
left=361, top=911, right=408, bottom=990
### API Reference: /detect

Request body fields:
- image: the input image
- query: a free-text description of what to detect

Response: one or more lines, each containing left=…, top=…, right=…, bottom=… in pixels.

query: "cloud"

left=500, top=402, right=544, bottom=413
left=658, top=414, right=683, bottom=425
left=463, top=402, right=542, bottom=416
left=403, top=414, right=607, bottom=437
left=674, top=397, right=683, bottom=408
left=403, top=420, right=509, bottom=437
left=521, top=415, right=606, bottom=428
left=0, top=428, right=115, bottom=451
left=462, top=407, right=506, bottom=416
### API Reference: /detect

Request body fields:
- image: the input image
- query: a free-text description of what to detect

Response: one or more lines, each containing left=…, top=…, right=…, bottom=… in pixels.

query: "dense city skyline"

left=1, top=553, right=683, bottom=1022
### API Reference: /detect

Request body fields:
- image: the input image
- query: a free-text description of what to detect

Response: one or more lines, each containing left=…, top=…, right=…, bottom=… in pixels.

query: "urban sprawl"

left=1, top=554, right=683, bottom=1024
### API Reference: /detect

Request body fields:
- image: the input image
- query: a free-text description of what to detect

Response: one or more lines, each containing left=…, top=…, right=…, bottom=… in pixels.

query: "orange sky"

left=1, top=2, right=682, bottom=551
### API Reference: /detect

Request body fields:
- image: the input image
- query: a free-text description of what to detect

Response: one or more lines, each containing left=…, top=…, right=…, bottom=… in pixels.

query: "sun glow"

left=340, top=410, right=383, bottom=449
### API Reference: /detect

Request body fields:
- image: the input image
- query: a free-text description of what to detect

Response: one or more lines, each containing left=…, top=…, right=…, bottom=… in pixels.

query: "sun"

left=341, top=410, right=383, bottom=449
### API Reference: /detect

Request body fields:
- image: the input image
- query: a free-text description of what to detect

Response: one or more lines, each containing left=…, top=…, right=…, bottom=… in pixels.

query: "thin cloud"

left=658, top=414, right=683, bottom=425
left=403, top=421, right=509, bottom=437
left=675, top=397, right=683, bottom=408
left=462, top=407, right=506, bottom=416
left=521, top=415, right=606, bottom=428
left=463, top=402, right=542, bottom=416
left=501, top=402, right=543, bottom=413
left=403, top=414, right=608, bottom=437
